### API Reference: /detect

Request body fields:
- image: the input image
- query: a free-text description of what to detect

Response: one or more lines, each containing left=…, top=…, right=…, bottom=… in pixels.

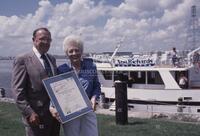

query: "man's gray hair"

left=63, top=35, right=84, bottom=54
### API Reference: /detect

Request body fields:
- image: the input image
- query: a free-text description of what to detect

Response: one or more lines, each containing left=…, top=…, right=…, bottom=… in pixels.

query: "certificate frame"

left=42, top=71, right=93, bottom=123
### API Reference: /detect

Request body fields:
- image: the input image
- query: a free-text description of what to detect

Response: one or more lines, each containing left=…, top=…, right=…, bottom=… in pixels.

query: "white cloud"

left=160, top=0, right=194, bottom=25
left=33, top=0, right=54, bottom=23
left=159, top=0, right=183, bottom=9
left=0, top=0, right=199, bottom=56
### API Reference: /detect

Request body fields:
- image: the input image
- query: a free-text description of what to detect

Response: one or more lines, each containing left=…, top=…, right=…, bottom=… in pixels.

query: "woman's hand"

left=49, top=107, right=60, bottom=121
left=91, top=96, right=96, bottom=111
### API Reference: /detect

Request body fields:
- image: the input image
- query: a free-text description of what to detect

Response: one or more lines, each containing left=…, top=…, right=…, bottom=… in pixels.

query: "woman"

left=50, top=35, right=101, bottom=136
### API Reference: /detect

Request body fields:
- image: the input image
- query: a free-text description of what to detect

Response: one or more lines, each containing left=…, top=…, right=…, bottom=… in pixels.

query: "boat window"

left=101, top=71, right=112, bottom=80
left=147, top=71, right=164, bottom=84
left=114, top=71, right=128, bottom=81
left=130, top=71, right=145, bottom=84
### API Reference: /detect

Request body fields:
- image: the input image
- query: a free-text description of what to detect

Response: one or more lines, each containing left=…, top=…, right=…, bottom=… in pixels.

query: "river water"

left=0, top=59, right=66, bottom=98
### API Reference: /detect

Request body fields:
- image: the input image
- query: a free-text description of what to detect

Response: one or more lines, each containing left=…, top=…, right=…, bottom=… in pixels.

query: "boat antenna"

left=110, top=36, right=125, bottom=66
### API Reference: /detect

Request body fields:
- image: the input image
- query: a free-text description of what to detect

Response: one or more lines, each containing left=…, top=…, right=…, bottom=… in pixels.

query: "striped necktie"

left=41, top=54, right=53, bottom=77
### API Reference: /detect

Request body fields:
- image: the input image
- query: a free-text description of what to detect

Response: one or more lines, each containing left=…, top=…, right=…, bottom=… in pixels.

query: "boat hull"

left=102, top=87, right=200, bottom=105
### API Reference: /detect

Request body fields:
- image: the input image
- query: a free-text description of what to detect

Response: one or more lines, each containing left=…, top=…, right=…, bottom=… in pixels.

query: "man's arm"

left=11, top=56, right=35, bottom=118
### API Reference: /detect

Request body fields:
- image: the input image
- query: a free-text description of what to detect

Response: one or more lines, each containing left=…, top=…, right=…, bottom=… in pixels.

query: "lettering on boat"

left=115, top=58, right=155, bottom=67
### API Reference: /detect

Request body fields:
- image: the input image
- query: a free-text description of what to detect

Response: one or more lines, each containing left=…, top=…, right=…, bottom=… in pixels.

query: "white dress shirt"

left=33, top=46, right=46, bottom=69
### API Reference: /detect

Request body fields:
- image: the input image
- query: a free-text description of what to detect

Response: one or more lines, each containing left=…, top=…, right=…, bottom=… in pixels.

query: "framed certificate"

left=42, top=71, right=93, bottom=123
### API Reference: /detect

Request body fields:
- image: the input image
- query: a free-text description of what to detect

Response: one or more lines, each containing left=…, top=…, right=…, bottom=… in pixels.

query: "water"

left=0, top=59, right=66, bottom=98
left=0, top=60, right=13, bottom=97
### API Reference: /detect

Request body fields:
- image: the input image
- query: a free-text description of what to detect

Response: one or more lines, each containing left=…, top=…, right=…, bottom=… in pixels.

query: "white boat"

left=93, top=45, right=200, bottom=114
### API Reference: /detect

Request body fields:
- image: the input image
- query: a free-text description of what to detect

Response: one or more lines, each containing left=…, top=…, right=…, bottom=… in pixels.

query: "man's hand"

left=49, top=107, right=60, bottom=121
left=28, top=112, right=40, bottom=126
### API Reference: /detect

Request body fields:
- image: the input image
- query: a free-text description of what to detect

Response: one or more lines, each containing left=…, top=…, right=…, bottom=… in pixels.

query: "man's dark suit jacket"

left=12, top=51, right=60, bottom=136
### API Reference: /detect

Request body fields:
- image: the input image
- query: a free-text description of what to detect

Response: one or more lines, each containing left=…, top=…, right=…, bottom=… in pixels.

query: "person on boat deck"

left=170, top=47, right=178, bottom=67
left=127, top=76, right=135, bottom=88
left=179, top=73, right=188, bottom=89
left=50, top=35, right=101, bottom=136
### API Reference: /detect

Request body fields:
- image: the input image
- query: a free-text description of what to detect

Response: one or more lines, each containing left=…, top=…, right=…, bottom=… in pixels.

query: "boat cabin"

left=96, top=64, right=191, bottom=90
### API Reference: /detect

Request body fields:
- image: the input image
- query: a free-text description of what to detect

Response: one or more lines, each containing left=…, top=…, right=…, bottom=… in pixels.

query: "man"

left=11, top=27, right=60, bottom=136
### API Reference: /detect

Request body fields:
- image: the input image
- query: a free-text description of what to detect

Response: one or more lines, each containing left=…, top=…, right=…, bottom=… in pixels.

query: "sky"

left=0, top=0, right=200, bottom=56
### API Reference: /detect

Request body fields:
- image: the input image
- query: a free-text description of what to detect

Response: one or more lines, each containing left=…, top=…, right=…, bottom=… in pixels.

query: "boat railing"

left=187, top=47, right=200, bottom=66
left=92, top=49, right=200, bottom=68
left=156, top=55, right=191, bottom=68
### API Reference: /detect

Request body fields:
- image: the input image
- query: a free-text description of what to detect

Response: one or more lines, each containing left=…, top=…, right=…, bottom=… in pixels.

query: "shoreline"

left=96, top=107, right=200, bottom=124
left=0, top=97, right=15, bottom=103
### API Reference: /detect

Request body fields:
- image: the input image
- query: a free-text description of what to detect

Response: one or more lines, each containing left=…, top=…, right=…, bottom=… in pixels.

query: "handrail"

left=187, top=46, right=200, bottom=65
